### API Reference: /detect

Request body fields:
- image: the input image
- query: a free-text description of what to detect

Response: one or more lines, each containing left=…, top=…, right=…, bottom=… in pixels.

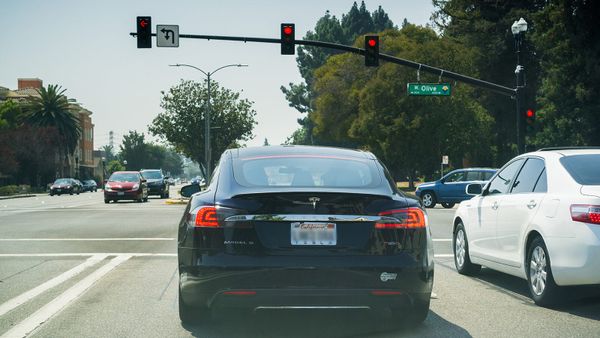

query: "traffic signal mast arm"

left=130, top=32, right=516, bottom=97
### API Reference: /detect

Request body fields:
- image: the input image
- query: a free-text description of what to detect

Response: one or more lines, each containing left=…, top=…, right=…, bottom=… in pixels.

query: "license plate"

left=117, top=192, right=124, bottom=196
left=291, top=222, right=336, bottom=246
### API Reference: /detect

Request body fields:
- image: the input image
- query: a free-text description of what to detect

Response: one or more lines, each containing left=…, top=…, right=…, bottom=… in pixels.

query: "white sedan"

left=452, top=148, right=600, bottom=306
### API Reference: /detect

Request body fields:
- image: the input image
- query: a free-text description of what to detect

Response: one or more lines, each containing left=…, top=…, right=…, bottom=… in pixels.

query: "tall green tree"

left=311, top=25, right=494, bottom=186
left=281, top=2, right=395, bottom=145
left=150, top=80, right=257, bottom=174
left=25, top=84, right=81, bottom=175
left=529, top=0, right=600, bottom=147
left=119, top=130, right=147, bottom=171
left=100, top=144, right=116, bottom=162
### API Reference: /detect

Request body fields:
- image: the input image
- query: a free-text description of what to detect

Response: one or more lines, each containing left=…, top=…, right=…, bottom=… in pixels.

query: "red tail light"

left=195, top=206, right=219, bottom=227
left=571, top=204, right=600, bottom=224
left=376, top=207, right=427, bottom=229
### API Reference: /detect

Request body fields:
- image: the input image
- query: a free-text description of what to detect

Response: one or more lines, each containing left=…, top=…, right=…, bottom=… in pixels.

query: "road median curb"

left=164, top=198, right=189, bottom=205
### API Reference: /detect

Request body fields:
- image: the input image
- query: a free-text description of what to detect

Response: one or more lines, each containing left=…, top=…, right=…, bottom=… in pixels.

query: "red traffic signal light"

left=526, top=109, right=535, bottom=118
left=525, top=109, right=536, bottom=134
left=364, top=35, right=379, bottom=67
left=281, top=23, right=295, bottom=55
left=136, top=16, right=152, bottom=48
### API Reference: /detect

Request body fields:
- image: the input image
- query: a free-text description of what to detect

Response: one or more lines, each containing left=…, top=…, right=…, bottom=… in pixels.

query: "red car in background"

left=104, top=171, right=148, bottom=203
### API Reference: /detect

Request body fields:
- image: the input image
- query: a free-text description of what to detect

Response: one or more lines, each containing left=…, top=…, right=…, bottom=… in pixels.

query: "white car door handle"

left=527, top=200, right=537, bottom=209
left=492, top=201, right=498, bottom=210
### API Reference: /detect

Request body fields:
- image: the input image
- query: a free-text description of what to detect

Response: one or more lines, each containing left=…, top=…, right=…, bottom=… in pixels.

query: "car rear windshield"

left=141, top=171, right=162, bottom=179
left=233, top=155, right=381, bottom=188
left=109, top=173, right=139, bottom=182
left=560, top=154, right=600, bottom=185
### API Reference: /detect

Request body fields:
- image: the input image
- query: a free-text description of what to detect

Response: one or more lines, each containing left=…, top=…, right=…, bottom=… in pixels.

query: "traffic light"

left=525, top=109, right=536, bottom=133
left=137, top=16, right=152, bottom=48
left=281, top=23, right=295, bottom=55
left=364, top=35, right=379, bottom=67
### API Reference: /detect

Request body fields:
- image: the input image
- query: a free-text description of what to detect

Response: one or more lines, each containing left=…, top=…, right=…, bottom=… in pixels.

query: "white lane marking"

left=0, top=255, right=107, bottom=317
left=432, top=239, right=452, bottom=242
left=434, top=254, right=454, bottom=258
left=0, top=253, right=177, bottom=257
left=1, top=255, right=131, bottom=338
left=0, top=238, right=175, bottom=242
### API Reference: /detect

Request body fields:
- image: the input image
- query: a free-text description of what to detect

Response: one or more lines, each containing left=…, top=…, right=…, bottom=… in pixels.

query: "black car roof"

left=229, top=145, right=376, bottom=160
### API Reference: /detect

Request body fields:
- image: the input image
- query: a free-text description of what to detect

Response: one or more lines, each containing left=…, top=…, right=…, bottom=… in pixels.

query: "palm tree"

left=25, top=84, right=81, bottom=176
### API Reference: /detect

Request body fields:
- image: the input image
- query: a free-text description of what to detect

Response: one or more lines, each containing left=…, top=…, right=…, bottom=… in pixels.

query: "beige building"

left=1, top=78, right=95, bottom=179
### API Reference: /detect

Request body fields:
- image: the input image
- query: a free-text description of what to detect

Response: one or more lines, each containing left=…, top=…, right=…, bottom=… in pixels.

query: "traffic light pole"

left=132, top=32, right=517, bottom=97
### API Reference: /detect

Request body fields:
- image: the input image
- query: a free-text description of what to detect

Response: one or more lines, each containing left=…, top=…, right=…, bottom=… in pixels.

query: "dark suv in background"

left=140, top=169, right=170, bottom=198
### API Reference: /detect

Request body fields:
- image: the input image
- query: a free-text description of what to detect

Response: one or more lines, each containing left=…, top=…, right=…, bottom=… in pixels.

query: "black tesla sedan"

left=177, top=145, right=434, bottom=327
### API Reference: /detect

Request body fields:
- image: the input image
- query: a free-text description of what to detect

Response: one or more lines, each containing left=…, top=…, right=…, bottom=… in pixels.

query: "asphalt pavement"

left=0, top=192, right=599, bottom=337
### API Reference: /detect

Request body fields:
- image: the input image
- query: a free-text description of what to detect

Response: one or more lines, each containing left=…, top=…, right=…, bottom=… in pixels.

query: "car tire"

left=441, top=202, right=455, bottom=208
left=527, top=236, right=561, bottom=306
left=104, top=199, right=109, bottom=204
left=178, top=288, right=210, bottom=325
left=421, top=191, right=436, bottom=208
left=143, top=197, right=148, bottom=202
left=453, top=222, right=481, bottom=275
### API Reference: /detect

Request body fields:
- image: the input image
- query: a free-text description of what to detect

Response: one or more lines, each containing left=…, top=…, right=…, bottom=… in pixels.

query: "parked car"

left=103, top=171, right=148, bottom=203
left=81, top=179, right=98, bottom=192
left=140, top=169, right=170, bottom=198
left=177, top=145, right=433, bottom=327
left=415, top=168, right=497, bottom=208
left=49, top=178, right=81, bottom=196
left=452, top=147, right=600, bottom=306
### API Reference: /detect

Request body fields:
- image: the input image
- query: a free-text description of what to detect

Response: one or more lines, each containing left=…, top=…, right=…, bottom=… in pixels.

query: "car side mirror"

left=466, top=183, right=483, bottom=195
left=141, top=179, right=147, bottom=183
left=180, top=184, right=201, bottom=198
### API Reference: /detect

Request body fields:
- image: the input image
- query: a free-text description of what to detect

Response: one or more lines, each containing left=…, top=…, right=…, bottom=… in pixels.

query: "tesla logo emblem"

left=308, top=197, right=320, bottom=210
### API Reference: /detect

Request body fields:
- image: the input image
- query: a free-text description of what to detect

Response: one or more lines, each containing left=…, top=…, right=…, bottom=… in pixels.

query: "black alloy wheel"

left=453, top=222, right=481, bottom=275
left=527, top=236, right=561, bottom=306
left=421, top=192, right=436, bottom=208
left=441, top=202, right=455, bottom=208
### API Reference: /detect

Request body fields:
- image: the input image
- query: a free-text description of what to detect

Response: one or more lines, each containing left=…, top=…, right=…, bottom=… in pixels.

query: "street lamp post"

left=512, top=17, right=528, bottom=154
left=170, top=63, right=248, bottom=178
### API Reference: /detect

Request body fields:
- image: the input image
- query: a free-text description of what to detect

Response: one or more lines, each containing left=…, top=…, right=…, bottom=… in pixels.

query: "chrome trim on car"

left=224, top=214, right=395, bottom=222
left=254, top=306, right=371, bottom=311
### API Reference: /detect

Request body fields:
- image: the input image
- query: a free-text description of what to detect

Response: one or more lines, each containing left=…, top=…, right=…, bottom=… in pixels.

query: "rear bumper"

left=546, top=231, right=600, bottom=286
left=179, top=251, right=433, bottom=309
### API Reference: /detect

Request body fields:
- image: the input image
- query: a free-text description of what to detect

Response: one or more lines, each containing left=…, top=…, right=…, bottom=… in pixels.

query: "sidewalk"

left=0, top=194, right=37, bottom=200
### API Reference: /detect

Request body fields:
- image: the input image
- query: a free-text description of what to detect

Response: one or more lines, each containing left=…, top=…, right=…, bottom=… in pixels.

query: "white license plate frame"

left=290, top=222, right=337, bottom=246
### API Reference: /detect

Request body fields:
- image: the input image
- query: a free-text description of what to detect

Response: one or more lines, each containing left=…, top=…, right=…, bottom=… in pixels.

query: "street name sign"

left=407, top=83, right=451, bottom=96
left=156, top=25, right=179, bottom=47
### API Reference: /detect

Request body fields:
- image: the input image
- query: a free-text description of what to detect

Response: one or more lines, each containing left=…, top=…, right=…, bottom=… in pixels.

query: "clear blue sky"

left=0, top=0, right=435, bottom=148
